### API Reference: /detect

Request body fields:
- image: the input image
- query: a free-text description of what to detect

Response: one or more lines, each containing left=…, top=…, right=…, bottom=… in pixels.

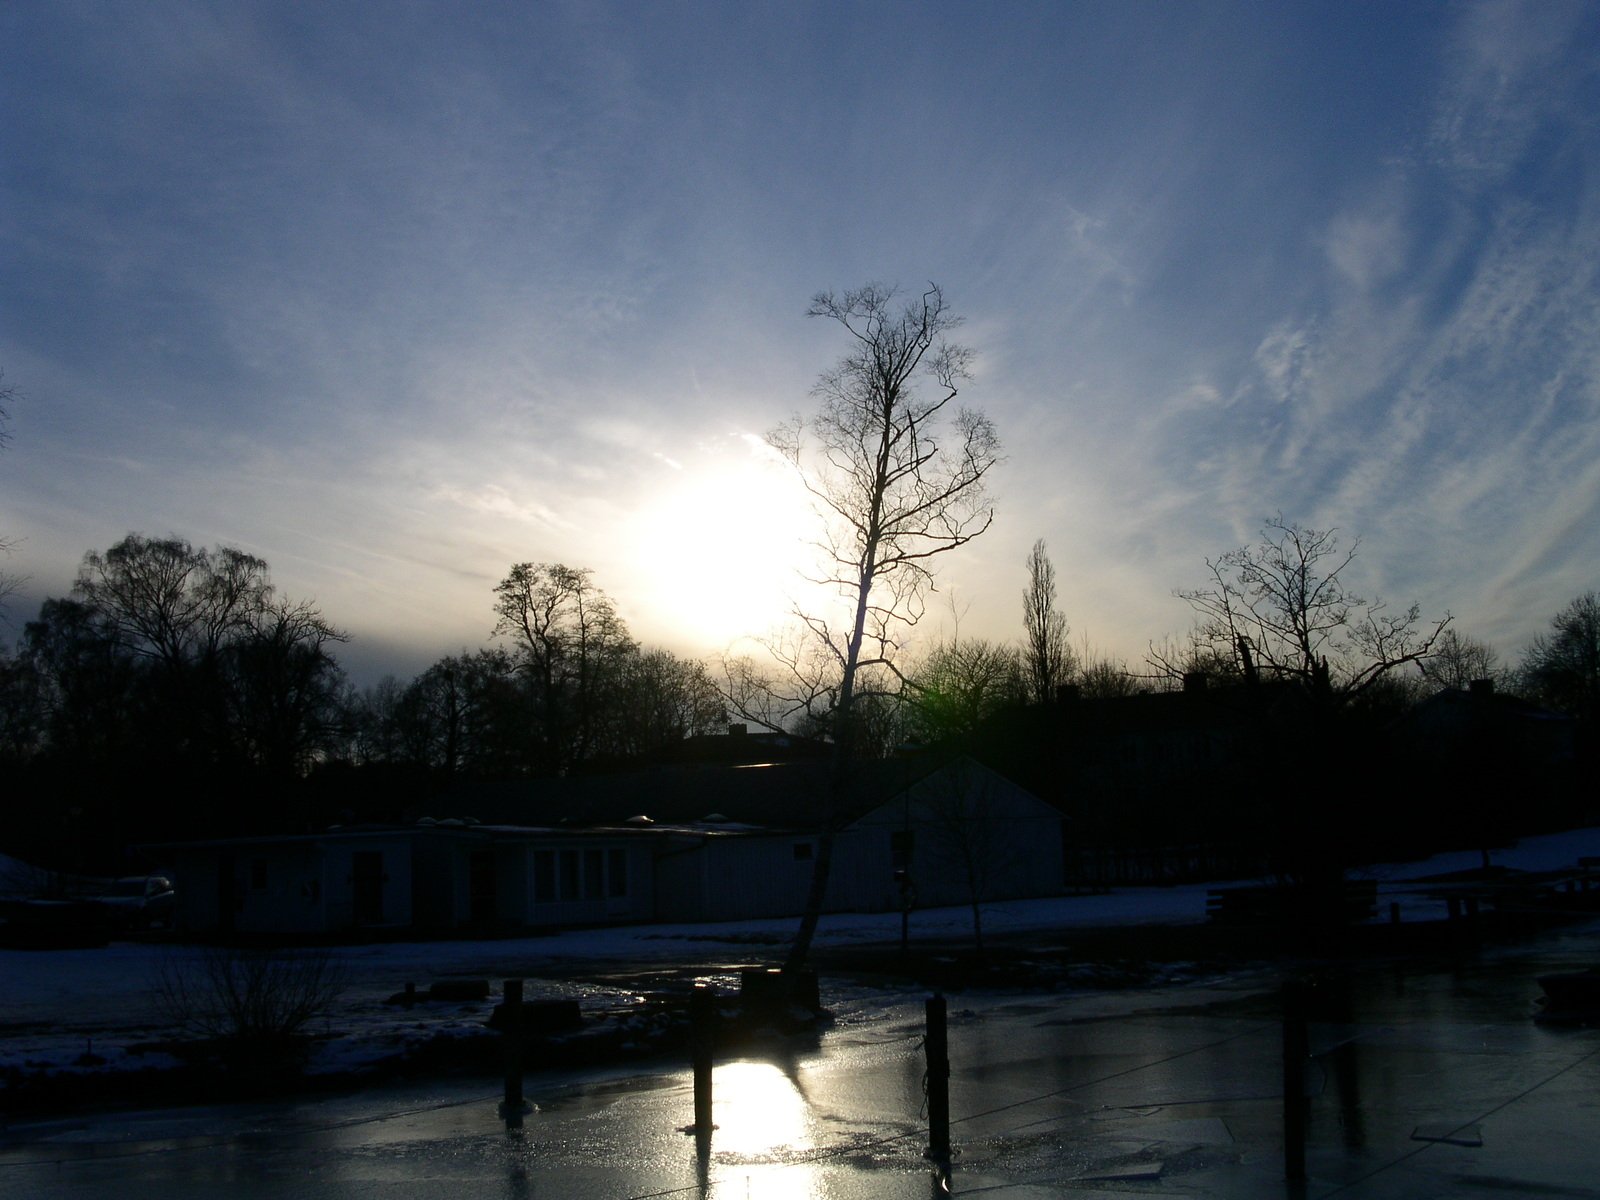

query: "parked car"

left=91, top=875, right=176, bottom=929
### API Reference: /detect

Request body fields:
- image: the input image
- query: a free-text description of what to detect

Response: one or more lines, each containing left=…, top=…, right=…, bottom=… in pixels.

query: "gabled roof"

left=431, top=757, right=945, bottom=833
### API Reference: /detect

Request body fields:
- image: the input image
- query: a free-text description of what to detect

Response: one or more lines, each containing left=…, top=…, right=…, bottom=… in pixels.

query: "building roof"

left=432, top=757, right=946, bottom=833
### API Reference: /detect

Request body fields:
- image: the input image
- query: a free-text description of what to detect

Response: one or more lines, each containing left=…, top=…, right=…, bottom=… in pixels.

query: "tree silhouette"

left=1171, top=515, right=1450, bottom=706
left=1522, top=591, right=1600, bottom=722
left=764, top=282, right=1000, bottom=969
left=10, top=536, right=347, bottom=855
left=1022, top=539, right=1072, bottom=704
left=910, top=637, right=1022, bottom=742
left=1419, top=628, right=1503, bottom=693
left=493, top=563, right=634, bottom=774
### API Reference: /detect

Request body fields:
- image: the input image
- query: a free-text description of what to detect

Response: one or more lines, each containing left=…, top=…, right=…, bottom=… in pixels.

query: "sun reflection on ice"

left=710, top=1059, right=811, bottom=1157
left=703, top=1059, right=825, bottom=1199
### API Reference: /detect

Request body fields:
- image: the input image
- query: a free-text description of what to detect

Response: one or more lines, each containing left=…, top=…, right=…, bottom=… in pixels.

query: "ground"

left=4, top=827, right=1599, bottom=1117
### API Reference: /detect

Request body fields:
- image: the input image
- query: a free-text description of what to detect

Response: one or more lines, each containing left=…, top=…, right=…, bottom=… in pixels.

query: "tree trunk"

left=785, top=538, right=878, bottom=971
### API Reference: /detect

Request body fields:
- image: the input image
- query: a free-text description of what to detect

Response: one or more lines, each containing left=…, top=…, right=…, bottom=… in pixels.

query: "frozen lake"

left=4, top=917, right=1599, bottom=1199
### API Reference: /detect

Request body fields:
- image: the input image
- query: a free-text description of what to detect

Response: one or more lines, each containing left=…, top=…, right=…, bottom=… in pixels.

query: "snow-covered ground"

left=4, top=827, right=1599, bottom=1093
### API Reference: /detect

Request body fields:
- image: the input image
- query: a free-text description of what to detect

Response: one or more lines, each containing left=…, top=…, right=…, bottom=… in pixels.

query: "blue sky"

left=3, top=1, right=1597, bottom=685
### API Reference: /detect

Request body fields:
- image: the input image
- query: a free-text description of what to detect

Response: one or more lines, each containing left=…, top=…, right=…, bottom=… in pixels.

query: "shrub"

left=155, top=945, right=346, bottom=1046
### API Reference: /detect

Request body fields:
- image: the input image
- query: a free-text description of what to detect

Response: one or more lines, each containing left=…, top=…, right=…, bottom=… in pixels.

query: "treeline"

left=890, top=524, right=1600, bottom=746
left=3, top=525, right=1595, bottom=873
left=0, top=536, right=724, bottom=870
left=347, top=562, right=724, bottom=777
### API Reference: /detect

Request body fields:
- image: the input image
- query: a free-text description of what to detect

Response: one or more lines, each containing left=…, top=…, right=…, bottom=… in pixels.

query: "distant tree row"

left=0, top=539, right=726, bottom=868
left=884, top=521, right=1598, bottom=757
left=8, top=535, right=348, bottom=778
left=347, top=562, right=725, bottom=778
left=0, top=535, right=348, bottom=861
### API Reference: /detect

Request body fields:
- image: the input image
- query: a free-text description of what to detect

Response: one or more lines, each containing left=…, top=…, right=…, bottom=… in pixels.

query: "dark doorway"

left=217, top=853, right=237, bottom=933
left=352, top=851, right=385, bottom=925
left=469, top=850, right=496, bottom=925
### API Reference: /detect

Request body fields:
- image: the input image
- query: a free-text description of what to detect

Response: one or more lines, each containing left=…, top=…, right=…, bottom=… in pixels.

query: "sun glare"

left=627, top=437, right=824, bottom=650
left=710, top=1059, right=811, bottom=1154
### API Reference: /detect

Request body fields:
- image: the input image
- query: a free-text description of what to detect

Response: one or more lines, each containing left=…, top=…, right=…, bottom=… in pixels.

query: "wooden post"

left=503, top=978, right=525, bottom=1127
left=925, top=993, right=950, bottom=1162
left=1282, top=979, right=1308, bottom=1182
left=691, top=983, right=715, bottom=1154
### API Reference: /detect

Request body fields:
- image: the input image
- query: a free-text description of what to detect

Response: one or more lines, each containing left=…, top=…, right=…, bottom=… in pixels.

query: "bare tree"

left=910, top=636, right=1023, bottom=742
left=222, top=596, right=350, bottom=778
left=1142, top=627, right=1250, bottom=693
left=1078, top=655, right=1144, bottom=699
left=1419, top=628, right=1504, bottom=693
left=73, top=536, right=271, bottom=672
left=765, top=282, right=1000, bottom=969
left=1022, top=539, right=1071, bottom=704
left=493, top=563, right=634, bottom=773
left=1171, top=515, right=1450, bottom=706
left=0, top=543, right=19, bottom=619
left=63, top=534, right=345, bottom=776
left=911, top=760, right=1019, bottom=955
left=1070, top=633, right=1146, bottom=699
left=1521, top=591, right=1600, bottom=720
left=719, top=635, right=836, bottom=736
left=606, top=648, right=726, bottom=757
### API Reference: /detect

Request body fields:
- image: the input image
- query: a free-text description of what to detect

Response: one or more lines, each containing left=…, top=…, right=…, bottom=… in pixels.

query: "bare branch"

left=1167, top=515, right=1450, bottom=704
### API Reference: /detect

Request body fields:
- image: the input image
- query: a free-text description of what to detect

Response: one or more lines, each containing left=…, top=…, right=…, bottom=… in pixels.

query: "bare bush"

left=156, top=946, right=346, bottom=1044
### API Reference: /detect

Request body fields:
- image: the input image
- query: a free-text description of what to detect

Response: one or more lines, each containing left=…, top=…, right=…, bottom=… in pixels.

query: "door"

left=352, top=851, right=385, bottom=925
left=469, top=850, right=496, bottom=925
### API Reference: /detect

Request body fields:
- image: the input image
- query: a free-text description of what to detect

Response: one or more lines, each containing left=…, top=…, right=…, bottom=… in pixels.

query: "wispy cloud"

left=4, top=2, right=1596, bottom=677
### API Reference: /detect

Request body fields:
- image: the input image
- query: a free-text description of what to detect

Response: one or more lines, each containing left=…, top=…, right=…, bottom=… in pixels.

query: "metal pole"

left=503, top=978, right=525, bottom=1128
left=691, top=983, right=715, bottom=1154
left=925, top=992, right=950, bottom=1162
left=1282, top=979, right=1308, bottom=1182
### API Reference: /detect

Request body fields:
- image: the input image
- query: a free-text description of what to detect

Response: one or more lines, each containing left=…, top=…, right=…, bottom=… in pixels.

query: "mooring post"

left=1282, top=979, right=1308, bottom=1182
left=925, top=992, right=951, bottom=1163
left=503, top=977, right=525, bottom=1127
left=691, top=982, right=715, bottom=1154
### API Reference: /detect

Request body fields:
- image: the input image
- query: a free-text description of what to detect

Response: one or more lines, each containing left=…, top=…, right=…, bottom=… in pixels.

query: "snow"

left=4, top=826, right=1599, bottom=1092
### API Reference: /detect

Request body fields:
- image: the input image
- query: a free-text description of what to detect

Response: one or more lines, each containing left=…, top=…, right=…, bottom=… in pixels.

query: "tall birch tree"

left=768, top=282, right=1000, bottom=969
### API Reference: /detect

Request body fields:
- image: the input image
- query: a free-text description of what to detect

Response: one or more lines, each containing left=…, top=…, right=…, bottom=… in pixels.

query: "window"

left=607, top=848, right=627, bottom=898
left=583, top=849, right=604, bottom=901
left=793, top=842, right=814, bottom=861
left=559, top=849, right=580, bottom=901
left=533, top=850, right=555, bottom=902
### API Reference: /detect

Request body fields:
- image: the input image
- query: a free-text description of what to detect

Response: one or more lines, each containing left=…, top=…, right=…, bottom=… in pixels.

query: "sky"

left=3, top=0, right=1598, bottom=687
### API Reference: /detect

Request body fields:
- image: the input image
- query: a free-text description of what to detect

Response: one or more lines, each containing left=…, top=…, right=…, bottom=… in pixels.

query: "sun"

left=624, top=435, right=828, bottom=651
